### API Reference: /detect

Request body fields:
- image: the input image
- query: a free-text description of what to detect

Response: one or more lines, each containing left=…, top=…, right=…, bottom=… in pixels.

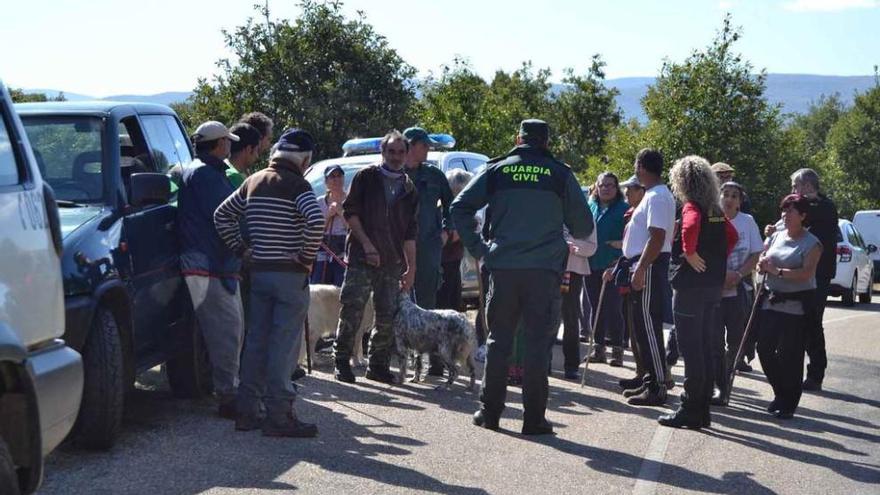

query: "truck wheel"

left=0, top=438, right=20, bottom=495
left=72, top=307, right=124, bottom=450
left=842, top=273, right=857, bottom=307
left=165, top=318, right=213, bottom=398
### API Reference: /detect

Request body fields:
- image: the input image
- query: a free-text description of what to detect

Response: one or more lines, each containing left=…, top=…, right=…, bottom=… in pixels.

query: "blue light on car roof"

left=342, top=133, right=457, bottom=156
left=429, top=133, right=456, bottom=150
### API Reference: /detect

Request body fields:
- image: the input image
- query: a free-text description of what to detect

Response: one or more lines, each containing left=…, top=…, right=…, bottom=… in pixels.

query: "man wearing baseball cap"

left=403, top=127, right=455, bottom=376
left=711, top=162, right=752, bottom=214
left=215, top=128, right=324, bottom=437
left=178, top=121, right=244, bottom=420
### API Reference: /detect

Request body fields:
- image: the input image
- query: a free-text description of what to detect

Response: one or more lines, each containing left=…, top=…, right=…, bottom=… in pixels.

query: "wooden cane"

left=723, top=281, right=766, bottom=401
left=581, top=278, right=607, bottom=387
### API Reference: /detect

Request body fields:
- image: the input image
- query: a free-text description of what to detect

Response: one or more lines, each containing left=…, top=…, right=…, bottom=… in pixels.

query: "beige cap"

left=711, top=162, right=734, bottom=174
left=192, top=121, right=240, bottom=143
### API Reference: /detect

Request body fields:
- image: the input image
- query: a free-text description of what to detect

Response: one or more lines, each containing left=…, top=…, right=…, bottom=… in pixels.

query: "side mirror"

left=130, top=173, right=171, bottom=208
left=868, top=244, right=878, bottom=254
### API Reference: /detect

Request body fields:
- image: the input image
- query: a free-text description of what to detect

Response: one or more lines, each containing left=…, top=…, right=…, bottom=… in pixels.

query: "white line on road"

left=632, top=425, right=674, bottom=495
left=824, top=313, right=879, bottom=325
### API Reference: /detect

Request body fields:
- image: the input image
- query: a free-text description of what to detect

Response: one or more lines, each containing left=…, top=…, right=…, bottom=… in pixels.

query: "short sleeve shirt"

left=723, top=212, right=764, bottom=297
left=762, top=230, right=820, bottom=315
left=622, top=184, right=676, bottom=259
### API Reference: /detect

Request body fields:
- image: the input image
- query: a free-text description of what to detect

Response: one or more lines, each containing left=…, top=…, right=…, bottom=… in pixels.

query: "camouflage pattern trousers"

left=333, top=262, right=401, bottom=367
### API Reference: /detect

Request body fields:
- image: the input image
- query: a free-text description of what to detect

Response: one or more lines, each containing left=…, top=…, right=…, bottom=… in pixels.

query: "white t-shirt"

left=622, top=184, right=676, bottom=259
left=723, top=212, right=764, bottom=297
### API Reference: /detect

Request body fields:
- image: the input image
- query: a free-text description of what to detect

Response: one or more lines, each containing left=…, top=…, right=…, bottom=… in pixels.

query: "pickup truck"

left=0, top=80, right=83, bottom=493
left=15, top=101, right=211, bottom=450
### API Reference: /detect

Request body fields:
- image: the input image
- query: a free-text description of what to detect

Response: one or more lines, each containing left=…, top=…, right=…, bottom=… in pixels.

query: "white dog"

left=301, top=284, right=374, bottom=367
left=392, top=292, right=477, bottom=390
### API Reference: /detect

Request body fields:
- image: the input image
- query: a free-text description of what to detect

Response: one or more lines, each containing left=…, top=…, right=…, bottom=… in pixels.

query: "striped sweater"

left=214, top=157, right=325, bottom=273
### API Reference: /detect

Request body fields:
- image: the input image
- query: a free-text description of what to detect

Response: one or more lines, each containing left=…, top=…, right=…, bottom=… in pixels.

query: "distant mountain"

left=21, top=89, right=192, bottom=106
left=605, top=74, right=876, bottom=122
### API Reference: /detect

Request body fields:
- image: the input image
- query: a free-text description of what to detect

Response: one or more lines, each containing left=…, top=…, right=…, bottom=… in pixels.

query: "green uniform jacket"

left=451, top=145, right=594, bottom=273
left=405, top=162, right=454, bottom=245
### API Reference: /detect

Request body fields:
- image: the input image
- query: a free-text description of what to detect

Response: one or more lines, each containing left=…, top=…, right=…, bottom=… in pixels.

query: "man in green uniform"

left=452, top=119, right=593, bottom=435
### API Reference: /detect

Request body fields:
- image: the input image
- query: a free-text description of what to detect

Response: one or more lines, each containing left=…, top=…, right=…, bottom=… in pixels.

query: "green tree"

left=789, top=94, right=847, bottom=158
left=179, top=0, right=417, bottom=159
left=551, top=55, right=621, bottom=172
left=638, top=15, right=792, bottom=225
left=10, top=88, right=66, bottom=103
left=824, top=83, right=880, bottom=217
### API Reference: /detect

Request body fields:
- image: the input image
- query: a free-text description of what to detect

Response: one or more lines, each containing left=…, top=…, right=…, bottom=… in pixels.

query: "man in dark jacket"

left=334, top=130, right=419, bottom=384
left=178, top=121, right=243, bottom=418
left=452, top=119, right=593, bottom=435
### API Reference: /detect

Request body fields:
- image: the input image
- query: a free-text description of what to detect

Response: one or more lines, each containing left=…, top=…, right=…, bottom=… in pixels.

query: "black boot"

left=473, top=408, right=500, bottom=431
left=658, top=406, right=704, bottom=429
left=619, top=375, right=645, bottom=390
left=335, top=359, right=356, bottom=383
left=263, top=413, right=318, bottom=438
left=366, top=365, right=396, bottom=384
left=522, top=418, right=554, bottom=436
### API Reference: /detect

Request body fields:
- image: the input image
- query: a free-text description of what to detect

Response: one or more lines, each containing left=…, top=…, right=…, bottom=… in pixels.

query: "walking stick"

left=304, top=317, right=313, bottom=375
left=724, top=280, right=766, bottom=401
left=581, top=278, right=607, bottom=387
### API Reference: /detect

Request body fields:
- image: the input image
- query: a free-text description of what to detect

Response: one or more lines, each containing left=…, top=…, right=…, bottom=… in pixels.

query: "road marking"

left=824, top=313, right=878, bottom=325
left=632, top=425, right=673, bottom=495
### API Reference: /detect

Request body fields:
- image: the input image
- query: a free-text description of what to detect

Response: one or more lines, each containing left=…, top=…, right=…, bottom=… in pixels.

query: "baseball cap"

left=276, top=128, right=315, bottom=152
left=324, top=165, right=344, bottom=178
left=518, top=119, right=549, bottom=142
left=192, top=121, right=240, bottom=143
left=620, top=174, right=643, bottom=188
left=403, top=127, right=438, bottom=145
left=711, top=162, right=735, bottom=174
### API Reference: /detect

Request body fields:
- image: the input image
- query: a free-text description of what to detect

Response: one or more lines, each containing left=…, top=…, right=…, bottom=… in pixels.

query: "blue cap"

left=403, top=127, right=438, bottom=145
left=276, top=128, right=315, bottom=152
left=324, top=165, right=344, bottom=178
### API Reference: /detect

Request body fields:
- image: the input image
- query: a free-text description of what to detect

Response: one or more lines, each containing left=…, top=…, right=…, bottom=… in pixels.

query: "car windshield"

left=21, top=116, right=104, bottom=203
left=305, top=161, right=374, bottom=197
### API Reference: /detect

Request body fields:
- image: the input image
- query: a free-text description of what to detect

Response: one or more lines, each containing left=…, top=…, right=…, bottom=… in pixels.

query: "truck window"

left=0, top=110, right=20, bottom=186
left=140, top=115, right=192, bottom=173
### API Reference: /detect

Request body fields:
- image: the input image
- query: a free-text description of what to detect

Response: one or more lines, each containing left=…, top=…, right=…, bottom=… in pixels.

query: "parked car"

left=852, top=210, right=880, bottom=282
left=0, top=80, right=83, bottom=494
left=829, top=219, right=875, bottom=306
left=15, top=101, right=209, bottom=450
left=304, top=137, right=489, bottom=303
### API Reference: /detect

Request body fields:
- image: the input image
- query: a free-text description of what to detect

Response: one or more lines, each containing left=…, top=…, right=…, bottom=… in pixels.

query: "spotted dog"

left=392, top=292, right=477, bottom=390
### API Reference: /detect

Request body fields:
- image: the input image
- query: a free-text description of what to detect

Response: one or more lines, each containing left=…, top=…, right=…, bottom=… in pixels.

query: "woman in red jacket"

left=660, top=156, right=738, bottom=429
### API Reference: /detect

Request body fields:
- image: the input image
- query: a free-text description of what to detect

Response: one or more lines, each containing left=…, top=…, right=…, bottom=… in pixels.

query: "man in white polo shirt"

left=608, top=148, right=676, bottom=406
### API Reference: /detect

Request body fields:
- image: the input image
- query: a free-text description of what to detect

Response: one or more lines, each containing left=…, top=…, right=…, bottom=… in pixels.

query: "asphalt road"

left=39, top=292, right=880, bottom=494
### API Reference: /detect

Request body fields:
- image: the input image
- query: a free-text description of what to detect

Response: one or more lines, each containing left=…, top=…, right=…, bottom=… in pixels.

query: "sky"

left=1, top=0, right=877, bottom=97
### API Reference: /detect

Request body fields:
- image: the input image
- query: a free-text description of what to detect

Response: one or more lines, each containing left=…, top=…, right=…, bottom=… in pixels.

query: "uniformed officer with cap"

left=452, top=119, right=594, bottom=435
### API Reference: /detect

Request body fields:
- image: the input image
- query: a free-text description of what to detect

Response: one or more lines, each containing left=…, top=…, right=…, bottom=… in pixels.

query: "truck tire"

left=165, top=318, right=213, bottom=399
left=0, top=438, right=21, bottom=495
left=72, top=307, right=124, bottom=450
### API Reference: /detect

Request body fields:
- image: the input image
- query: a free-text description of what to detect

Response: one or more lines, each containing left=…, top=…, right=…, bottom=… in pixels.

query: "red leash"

left=321, top=242, right=348, bottom=268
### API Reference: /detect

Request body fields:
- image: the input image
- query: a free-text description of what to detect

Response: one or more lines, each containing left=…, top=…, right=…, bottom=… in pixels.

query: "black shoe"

left=710, top=389, right=729, bottom=407
left=774, top=410, right=795, bottom=420
left=522, top=419, right=554, bottom=436
left=366, top=366, right=396, bottom=384
left=658, top=407, right=703, bottom=429
left=609, top=347, right=624, bottom=367
left=335, top=361, right=356, bottom=383
left=588, top=347, right=607, bottom=364
left=803, top=377, right=822, bottom=392
left=473, top=409, right=500, bottom=431
left=766, top=399, right=781, bottom=413
left=702, top=407, right=711, bottom=428
left=235, top=414, right=263, bottom=431
left=262, top=417, right=318, bottom=438
left=619, top=375, right=644, bottom=390
left=427, top=365, right=445, bottom=377
left=291, top=367, right=307, bottom=381
left=564, top=368, right=580, bottom=380
left=627, top=388, right=667, bottom=406
left=735, top=361, right=753, bottom=373
left=623, top=383, right=648, bottom=398
left=218, top=401, right=237, bottom=420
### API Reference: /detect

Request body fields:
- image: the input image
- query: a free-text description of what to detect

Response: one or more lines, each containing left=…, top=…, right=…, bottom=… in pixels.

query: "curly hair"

left=669, top=155, right=722, bottom=216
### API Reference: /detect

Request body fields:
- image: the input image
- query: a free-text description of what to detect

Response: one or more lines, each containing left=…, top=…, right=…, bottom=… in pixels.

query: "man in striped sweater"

left=214, top=128, right=324, bottom=438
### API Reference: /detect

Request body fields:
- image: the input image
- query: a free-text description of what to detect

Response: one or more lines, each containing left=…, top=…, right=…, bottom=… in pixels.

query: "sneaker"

left=609, top=347, right=624, bottom=367
left=365, top=366, right=396, bottom=384
left=766, top=399, right=780, bottom=413
left=619, top=375, right=644, bottom=390
left=622, top=383, right=648, bottom=398
left=587, top=347, right=607, bottom=364
left=627, top=388, right=667, bottom=406
left=774, top=410, right=795, bottom=420
left=335, top=361, right=356, bottom=384
left=291, top=367, right=307, bottom=381
left=475, top=344, right=488, bottom=363
left=522, top=419, right=555, bottom=436
left=262, top=416, right=318, bottom=438
left=710, top=389, right=728, bottom=407
left=235, top=414, right=263, bottom=432
left=473, top=408, right=500, bottom=431
left=802, top=377, right=822, bottom=392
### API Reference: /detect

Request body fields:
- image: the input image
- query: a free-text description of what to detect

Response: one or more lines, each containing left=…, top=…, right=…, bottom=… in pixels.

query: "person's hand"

left=401, top=268, right=415, bottom=292
left=568, top=242, right=579, bottom=255
left=631, top=266, right=647, bottom=291
left=363, top=244, right=381, bottom=267
left=607, top=240, right=623, bottom=249
left=327, top=202, right=339, bottom=218
left=603, top=268, right=614, bottom=283
left=685, top=252, right=706, bottom=272
left=241, top=248, right=252, bottom=263
left=724, top=270, right=741, bottom=289
left=764, top=223, right=776, bottom=237
left=291, top=252, right=313, bottom=271
left=762, top=260, right=779, bottom=276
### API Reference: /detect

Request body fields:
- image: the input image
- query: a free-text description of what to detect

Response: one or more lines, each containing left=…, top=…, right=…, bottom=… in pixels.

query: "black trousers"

left=437, top=259, right=463, bottom=311
left=712, top=286, right=749, bottom=393
left=562, top=273, right=585, bottom=371
left=626, top=254, right=670, bottom=393
left=758, top=309, right=807, bottom=413
left=674, top=287, right=721, bottom=411
left=482, top=269, right=561, bottom=425
left=806, top=277, right=831, bottom=383
left=585, top=271, right=624, bottom=347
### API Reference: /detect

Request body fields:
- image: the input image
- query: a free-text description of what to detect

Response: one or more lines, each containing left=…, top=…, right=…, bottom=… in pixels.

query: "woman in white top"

left=311, top=165, right=348, bottom=286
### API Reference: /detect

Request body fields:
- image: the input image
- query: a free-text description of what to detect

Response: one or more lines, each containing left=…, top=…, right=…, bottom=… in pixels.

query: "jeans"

left=184, top=275, right=244, bottom=402
left=585, top=271, right=623, bottom=347
left=237, top=271, right=309, bottom=419
left=674, top=286, right=721, bottom=411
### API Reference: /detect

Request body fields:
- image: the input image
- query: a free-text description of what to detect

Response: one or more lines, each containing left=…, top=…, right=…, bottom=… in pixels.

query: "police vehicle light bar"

left=341, top=133, right=456, bottom=156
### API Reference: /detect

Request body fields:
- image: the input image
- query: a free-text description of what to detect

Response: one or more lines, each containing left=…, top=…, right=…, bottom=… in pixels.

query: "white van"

left=853, top=210, right=880, bottom=282
left=0, top=80, right=83, bottom=493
